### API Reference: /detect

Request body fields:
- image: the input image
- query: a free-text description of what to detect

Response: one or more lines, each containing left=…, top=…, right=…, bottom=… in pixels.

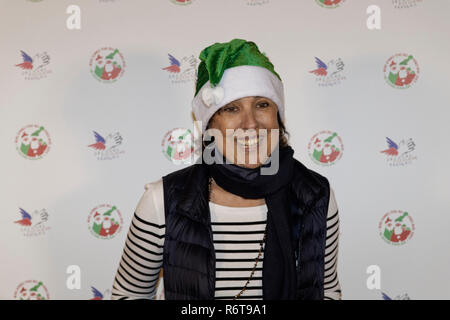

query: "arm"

left=323, top=187, right=342, bottom=300
left=111, top=179, right=165, bottom=300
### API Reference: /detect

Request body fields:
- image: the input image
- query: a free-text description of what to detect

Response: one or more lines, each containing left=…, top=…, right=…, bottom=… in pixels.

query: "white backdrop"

left=1, top=0, right=449, bottom=300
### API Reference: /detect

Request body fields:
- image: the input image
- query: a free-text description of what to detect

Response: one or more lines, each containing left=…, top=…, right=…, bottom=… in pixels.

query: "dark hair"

left=202, top=110, right=290, bottom=152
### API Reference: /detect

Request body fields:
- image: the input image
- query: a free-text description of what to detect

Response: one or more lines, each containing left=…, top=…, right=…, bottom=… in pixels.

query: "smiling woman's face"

left=207, top=96, right=280, bottom=169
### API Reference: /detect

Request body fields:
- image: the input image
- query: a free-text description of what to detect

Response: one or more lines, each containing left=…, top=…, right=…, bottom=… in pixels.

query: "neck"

left=209, top=177, right=266, bottom=207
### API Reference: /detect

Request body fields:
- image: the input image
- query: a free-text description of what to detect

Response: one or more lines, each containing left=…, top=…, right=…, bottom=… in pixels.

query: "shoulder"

left=291, top=158, right=331, bottom=206
left=293, top=159, right=330, bottom=189
left=136, top=178, right=165, bottom=226
left=162, top=164, right=208, bottom=198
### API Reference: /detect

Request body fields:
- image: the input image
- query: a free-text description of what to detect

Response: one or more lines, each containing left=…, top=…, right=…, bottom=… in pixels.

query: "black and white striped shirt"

left=111, top=179, right=342, bottom=300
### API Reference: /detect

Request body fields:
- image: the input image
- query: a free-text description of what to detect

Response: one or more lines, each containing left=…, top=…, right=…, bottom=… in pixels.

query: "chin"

left=238, top=162, right=262, bottom=169
left=234, top=160, right=261, bottom=169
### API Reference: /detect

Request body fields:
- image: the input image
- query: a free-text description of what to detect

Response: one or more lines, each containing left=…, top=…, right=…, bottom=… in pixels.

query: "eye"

left=257, top=101, right=270, bottom=108
left=223, top=105, right=238, bottom=113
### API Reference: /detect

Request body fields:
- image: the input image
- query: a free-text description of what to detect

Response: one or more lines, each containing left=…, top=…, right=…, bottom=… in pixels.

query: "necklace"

left=208, top=176, right=267, bottom=299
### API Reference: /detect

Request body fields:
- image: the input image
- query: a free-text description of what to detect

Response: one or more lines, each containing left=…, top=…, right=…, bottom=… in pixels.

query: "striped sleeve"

left=111, top=180, right=165, bottom=300
left=323, top=187, right=342, bottom=300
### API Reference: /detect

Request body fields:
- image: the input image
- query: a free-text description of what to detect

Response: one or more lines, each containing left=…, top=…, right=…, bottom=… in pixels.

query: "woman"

left=111, top=39, right=342, bottom=300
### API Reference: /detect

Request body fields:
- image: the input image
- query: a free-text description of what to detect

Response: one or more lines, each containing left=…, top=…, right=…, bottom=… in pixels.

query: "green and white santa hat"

left=192, top=38, right=285, bottom=133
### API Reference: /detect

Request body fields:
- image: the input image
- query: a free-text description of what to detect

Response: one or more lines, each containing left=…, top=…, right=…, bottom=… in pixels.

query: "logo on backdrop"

left=161, top=128, right=196, bottom=165
left=392, top=0, right=422, bottom=9
left=246, top=0, right=269, bottom=5
left=14, top=280, right=49, bottom=300
left=170, top=0, right=194, bottom=5
left=308, top=131, right=344, bottom=166
left=90, top=286, right=111, bottom=300
left=309, top=57, right=346, bottom=87
left=14, top=207, right=50, bottom=237
left=88, top=131, right=125, bottom=160
left=315, top=0, right=345, bottom=9
left=87, top=204, right=123, bottom=239
left=15, top=50, right=51, bottom=80
left=162, top=53, right=197, bottom=84
left=379, top=210, right=415, bottom=245
left=380, top=137, right=417, bottom=166
left=15, top=125, right=51, bottom=160
left=384, top=53, right=419, bottom=89
left=381, top=291, right=411, bottom=300
left=89, top=47, right=125, bottom=83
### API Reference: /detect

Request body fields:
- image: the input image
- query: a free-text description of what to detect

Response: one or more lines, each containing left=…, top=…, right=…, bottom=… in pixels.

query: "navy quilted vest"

left=162, top=159, right=330, bottom=300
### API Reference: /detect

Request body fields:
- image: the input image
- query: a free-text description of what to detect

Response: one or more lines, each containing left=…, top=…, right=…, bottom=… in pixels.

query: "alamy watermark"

left=175, top=120, right=282, bottom=175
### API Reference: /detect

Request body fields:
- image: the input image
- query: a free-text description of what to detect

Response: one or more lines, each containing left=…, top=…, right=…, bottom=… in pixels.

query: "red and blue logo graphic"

left=90, top=286, right=110, bottom=300
left=15, top=50, right=51, bottom=80
left=392, top=0, right=422, bottom=9
left=88, top=130, right=124, bottom=160
left=380, top=137, right=417, bottom=166
left=14, top=207, right=50, bottom=237
left=162, top=53, right=197, bottom=84
left=382, top=291, right=410, bottom=300
left=309, top=57, right=346, bottom=86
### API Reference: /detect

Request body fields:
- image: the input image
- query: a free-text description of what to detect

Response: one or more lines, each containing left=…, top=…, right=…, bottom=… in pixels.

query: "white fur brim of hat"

left=192, top=65, right=285, bottom=134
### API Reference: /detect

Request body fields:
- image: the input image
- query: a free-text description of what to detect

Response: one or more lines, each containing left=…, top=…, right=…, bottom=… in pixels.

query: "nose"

left=239, top=106, right=259, bottom=131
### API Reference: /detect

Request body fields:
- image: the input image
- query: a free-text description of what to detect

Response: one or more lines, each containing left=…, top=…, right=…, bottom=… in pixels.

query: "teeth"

left=237, top=137, right=260, bottom=146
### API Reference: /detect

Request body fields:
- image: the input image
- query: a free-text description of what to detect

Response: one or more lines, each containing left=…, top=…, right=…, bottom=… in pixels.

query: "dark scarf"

left=203, top=143, right=297, bottom=299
